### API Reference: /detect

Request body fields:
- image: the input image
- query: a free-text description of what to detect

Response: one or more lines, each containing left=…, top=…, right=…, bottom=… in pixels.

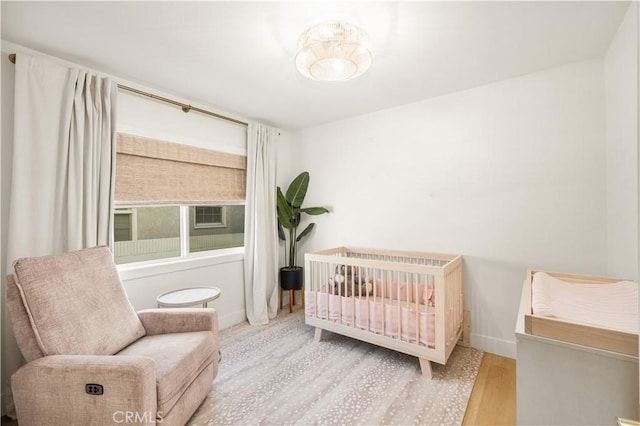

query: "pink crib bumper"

left=305, top=291, right=437, bottom=347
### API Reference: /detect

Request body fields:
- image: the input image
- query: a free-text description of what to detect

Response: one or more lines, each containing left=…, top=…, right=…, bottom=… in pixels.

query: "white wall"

left=602, top=5, right=639, bottom=409
left=295, top=59, right=609, bottom=358
left=119, top=253, right=246, bottom=328
left=605, top=2, right=638, bottom=281
left=274, top=126, right=299, bottom=306
left=276, top=128, right=301, bottom=199
left=603, top=3, right=639, bottom=412
left=118, top=90, right=247, bottom=156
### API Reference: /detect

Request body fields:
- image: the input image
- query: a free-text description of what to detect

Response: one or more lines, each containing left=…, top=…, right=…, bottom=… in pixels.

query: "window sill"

left=194, top=223, right=226, bottom=229
left=117, top=247, right=244, bottom=281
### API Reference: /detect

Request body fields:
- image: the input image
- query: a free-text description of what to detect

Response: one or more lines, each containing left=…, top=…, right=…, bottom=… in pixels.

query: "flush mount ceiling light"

left=295, top=21, right=372, bottom=82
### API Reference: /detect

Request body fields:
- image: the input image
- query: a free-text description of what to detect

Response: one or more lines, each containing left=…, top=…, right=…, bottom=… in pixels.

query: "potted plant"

left=276, top=171, right=329, bottom=290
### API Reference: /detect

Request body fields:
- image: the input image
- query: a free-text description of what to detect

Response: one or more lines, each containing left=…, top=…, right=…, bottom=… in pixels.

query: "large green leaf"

left=276, top=187, right=294, bottom=229
left=296, top=223, right=315, bottom=242
left=285, top=172, right=309, bottom=208
left=300, top=207, right=329, bottom=215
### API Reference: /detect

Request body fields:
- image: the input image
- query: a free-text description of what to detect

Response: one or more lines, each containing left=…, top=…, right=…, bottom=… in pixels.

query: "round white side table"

left=156, top=286, right=221, bottom=308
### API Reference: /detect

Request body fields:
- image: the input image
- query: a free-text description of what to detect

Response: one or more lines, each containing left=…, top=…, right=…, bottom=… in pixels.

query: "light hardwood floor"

left=2, top=352, right=516, bottom=426
left=463, top=352, right=517, bottom=425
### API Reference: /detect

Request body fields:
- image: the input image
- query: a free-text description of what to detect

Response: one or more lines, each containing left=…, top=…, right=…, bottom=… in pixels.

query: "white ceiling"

left=1, top=1, right=631, bottom=130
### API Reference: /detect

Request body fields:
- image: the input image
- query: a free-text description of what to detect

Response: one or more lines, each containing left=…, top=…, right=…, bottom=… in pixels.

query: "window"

left=190, top=205, right=244, bottom=253
left=114, top=206, right=181, bottom=264
left=194, top=206, right=226, bottom=228
left=113, top=134, right=246, bottom=264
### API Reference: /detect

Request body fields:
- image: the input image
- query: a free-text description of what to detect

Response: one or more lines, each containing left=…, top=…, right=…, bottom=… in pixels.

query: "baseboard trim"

left=471, top=333, right=516, bottom=359
left=219, top=309, right=247, bottom=330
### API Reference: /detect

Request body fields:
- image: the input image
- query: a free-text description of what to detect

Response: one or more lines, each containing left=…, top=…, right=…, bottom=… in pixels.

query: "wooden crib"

left=304, top=247, right=464, bottom=378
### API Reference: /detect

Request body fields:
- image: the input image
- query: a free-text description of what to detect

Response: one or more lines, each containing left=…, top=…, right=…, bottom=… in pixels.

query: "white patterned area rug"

left=188, top=309, right=482, bottom=426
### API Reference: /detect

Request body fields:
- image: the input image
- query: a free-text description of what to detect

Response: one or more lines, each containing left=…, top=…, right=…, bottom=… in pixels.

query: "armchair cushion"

left=116, top=331, right=218, bottom=416
left=12, top=246, right=145, bottom=356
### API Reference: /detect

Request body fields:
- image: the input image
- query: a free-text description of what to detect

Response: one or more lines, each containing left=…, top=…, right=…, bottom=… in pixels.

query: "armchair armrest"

left=137, top=308, right=218, bottom=336
left=12, top=355, right=157, bottom=426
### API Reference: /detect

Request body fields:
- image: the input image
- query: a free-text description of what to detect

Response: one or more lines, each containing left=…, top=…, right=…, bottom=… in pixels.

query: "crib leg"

left=419, top=358, right=433, bottom=379
left=314, top=327, right=323, bottom=342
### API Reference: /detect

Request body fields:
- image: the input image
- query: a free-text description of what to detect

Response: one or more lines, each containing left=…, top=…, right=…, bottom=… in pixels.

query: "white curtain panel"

left=3, top=52, right=116, bottom=416
left=244, top=123, right=279, bottom=325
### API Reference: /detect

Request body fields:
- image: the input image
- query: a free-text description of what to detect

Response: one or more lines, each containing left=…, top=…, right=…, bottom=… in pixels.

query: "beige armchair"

left=6, top=246, right=219, bottom=426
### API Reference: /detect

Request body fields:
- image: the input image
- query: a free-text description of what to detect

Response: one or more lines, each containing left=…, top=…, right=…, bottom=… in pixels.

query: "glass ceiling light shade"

left=295, top=21, right=372, bottom=82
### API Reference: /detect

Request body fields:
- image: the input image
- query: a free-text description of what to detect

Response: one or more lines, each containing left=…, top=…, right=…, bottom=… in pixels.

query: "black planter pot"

left=280, top=267, right=303, bottom=290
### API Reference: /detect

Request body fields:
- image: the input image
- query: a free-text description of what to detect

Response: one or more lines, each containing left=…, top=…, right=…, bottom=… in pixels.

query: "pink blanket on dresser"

left=532, top=272, right=638, bottom=335
left=306, top=281, right=438, bottom=347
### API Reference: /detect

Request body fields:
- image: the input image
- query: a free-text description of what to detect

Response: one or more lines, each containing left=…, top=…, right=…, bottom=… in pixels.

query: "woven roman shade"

left=115, top=133, right=246, bottom=205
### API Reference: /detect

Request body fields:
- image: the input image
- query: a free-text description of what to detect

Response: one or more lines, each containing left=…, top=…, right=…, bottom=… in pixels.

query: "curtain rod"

left=8, top=53, right=249, bottom=127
